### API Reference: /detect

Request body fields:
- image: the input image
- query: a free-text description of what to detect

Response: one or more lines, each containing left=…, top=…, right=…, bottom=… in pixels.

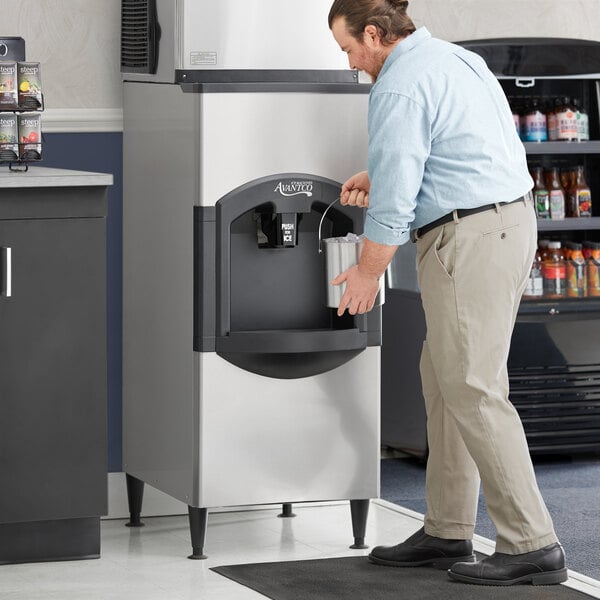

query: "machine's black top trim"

left=180, top=81, right=371, bottom=94
left=176, top=69, right=361, bottom=85
left=457, top=38, right=600, bottom=77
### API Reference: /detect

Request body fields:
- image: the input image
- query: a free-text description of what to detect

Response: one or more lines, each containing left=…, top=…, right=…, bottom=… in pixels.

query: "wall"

left=3, top=0, right=600, bottom=118
left=2, top=0, right=600, bottom=477
left=0, top=0, right=122, bottom=130
left=409, top=0, right=600, bottom=43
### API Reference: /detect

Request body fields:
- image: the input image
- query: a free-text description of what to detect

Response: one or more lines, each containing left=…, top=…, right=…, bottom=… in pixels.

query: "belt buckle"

left=410, top=229, right=418, bottom=243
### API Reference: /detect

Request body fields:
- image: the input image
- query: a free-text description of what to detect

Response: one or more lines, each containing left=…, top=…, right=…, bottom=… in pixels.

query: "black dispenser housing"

left=193, top=173, right=382, bottom=378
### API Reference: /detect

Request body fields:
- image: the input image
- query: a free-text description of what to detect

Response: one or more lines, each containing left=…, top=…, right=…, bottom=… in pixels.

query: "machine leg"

left=278, top=503, right=296, bottom=518
left=188, top=506, right=208, bottom=560
left=125, top=474, right=145, bottom=527
left=349, top=499, right=369, bottom=549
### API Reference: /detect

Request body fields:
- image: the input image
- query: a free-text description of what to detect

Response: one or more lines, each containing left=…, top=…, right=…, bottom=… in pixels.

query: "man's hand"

left=332, top=238, right=398, bottom=317
left=332, top=264, right=380, bottom=316
left=341, top=170, right=370, bottom=208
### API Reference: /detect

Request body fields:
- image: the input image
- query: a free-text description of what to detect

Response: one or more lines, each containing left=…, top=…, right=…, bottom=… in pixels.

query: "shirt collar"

left=378, top=26, right=432, bottom=79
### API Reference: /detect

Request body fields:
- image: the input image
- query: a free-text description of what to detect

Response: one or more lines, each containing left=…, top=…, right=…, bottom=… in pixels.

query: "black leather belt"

left=414, top=196, right=526, bottom=239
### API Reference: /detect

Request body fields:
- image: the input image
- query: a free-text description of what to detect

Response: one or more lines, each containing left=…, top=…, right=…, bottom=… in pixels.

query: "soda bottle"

left=572, top=98, right=590, bottom=142
left=547, top=167, right=565, bottom=220
left=509, top=97, right=522, bottom=139
left=523, top=249, right=544, bottom=299
left=532, top=166, right=550, bottom=218
left=556, top=97, right=578, bottom=141
left=586, top=242, right=600, bottom=297
left=543, top=241, right=566, bottom=299
left=524, top=98, right=547, bottom=142
left=547, top=97, right=560, bottom=141
left=566, top=242, right=586, bottom=298
left=567, top=166, right=592, bottom=217
left=563, top=241, right=575, bottom=263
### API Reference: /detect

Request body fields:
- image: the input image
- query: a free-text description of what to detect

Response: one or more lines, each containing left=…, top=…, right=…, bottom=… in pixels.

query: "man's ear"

left=363, top=24, right=380, bottom=47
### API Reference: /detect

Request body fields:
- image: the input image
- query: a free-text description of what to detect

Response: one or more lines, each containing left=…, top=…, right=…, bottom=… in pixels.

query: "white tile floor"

left=1, top=500, right=599, bottom=600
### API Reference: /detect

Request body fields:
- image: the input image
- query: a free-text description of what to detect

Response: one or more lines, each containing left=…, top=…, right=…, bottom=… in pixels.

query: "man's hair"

left=328, top=0, right=416, bottom=45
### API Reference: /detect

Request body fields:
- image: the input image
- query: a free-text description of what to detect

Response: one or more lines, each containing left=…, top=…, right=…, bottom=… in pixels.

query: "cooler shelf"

left=537, top=216, right=600, bottom=230
left=524, top=140, right=600, bottom=154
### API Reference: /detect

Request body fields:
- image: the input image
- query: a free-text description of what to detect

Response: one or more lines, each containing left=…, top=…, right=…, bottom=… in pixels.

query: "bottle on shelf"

left=524, top=98, right=547, bottom=142
left=523, top=248, right=544, bottom=300
left=546, top=167, right=566, bottom=219
left=546, top=98, right=560, bottom=141
left=566, top=166, right=592, bottom=217
left=583, top=240, right=594, bottom=261
left=572, top=98, right=590, bottom=142
left=556, top=96, right=579, bottom=141
left=563, top=240, right=575, bottom=262
left=538, top=238, right=550, bottom=262
left=532, top=166, right=550, bottom=218
left=509, top=97, right=522, bottom=139
left=560, top=167, right=574, bottom=192
left=566, top=242, right=586, bottom=298
left=587, top=242, right=600, bottom=297
left=543, top=241, right=566, bottom=299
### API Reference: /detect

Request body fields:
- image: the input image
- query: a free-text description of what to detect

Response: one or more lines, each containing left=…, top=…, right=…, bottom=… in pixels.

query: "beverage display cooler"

left=382, top=38, right=600, bottom=457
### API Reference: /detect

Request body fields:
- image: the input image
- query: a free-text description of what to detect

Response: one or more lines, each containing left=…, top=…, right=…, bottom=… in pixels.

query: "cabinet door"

left=0, top=217, right=106, bottom=523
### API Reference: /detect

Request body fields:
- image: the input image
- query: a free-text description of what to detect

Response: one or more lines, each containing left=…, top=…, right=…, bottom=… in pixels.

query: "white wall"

left=409, top=0, right=600, bottom=43
left=2, top=0, right=600, bottom=132
left=1, top=0, right=121, bottom=131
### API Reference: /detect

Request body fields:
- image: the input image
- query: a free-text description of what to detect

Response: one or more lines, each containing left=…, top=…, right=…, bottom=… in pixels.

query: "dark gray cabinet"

left=0, top=176, right=109, bottom=564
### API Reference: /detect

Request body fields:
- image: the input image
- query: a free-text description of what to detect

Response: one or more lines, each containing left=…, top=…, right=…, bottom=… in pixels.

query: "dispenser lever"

left=278, top=213, right=297, bottom=247
left=318, top=197, right=340, bottom=253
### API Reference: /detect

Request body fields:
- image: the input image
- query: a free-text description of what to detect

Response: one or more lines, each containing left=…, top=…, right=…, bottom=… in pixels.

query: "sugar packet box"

left=18, top=62, right=43, bottom=109
left=0, top=61, right=18, bottom=109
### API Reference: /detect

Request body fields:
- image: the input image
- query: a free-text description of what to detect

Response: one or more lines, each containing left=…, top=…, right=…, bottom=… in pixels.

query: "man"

left=328, top=0, right=567, bottom=586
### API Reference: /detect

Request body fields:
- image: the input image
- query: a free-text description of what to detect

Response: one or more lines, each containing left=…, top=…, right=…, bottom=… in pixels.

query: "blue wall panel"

left=40, top=132, right=123, bottom=472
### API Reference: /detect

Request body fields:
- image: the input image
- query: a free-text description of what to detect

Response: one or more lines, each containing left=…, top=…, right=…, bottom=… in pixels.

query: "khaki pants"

left=416, top=197, right=558, bottom=554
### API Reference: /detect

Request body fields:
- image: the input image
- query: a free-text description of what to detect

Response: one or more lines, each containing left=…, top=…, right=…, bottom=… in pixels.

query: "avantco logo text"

left=274, top=180, right=313, bottom=197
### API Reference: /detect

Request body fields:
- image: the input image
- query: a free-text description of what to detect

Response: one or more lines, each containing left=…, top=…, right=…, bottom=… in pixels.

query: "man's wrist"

left=357, top=263, right=383, bottom=280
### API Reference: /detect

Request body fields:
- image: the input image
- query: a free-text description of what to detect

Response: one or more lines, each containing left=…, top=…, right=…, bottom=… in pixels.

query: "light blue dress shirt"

left=365, top=27, right=533, bottom=246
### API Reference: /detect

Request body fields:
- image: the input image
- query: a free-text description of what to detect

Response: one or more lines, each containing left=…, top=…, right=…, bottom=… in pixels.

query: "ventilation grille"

left=509, top=365, right=600, bottom=454
left=121, top=0, right=159, bottom=74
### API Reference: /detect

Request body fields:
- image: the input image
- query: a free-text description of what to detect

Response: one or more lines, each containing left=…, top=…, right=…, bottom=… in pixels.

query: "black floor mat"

left=212, top=556, right=592, bottom=600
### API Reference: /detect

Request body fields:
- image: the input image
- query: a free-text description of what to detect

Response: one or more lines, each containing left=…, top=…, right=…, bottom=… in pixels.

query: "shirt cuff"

left=364, top=214, right=411, bottom=246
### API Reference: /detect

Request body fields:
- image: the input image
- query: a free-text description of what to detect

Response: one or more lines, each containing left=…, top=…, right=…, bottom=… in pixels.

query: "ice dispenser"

left=211, top=174, right=382, bottom=379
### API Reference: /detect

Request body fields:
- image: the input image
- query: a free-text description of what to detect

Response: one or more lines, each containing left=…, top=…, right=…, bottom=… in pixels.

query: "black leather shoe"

left=368, top=527, right=475, bottom=569
left=448, top=542, right=568, bottom=585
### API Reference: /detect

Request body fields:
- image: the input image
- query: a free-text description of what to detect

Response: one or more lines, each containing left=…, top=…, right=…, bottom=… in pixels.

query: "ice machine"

left=121, top=0, right=380, bottom=559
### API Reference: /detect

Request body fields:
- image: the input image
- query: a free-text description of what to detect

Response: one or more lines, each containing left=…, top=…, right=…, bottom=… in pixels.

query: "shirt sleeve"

left=365, top=91, right=432, bottom=246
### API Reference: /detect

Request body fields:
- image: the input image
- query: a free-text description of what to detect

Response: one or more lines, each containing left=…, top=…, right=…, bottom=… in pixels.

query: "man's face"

left=331, top=17, right=386, bottom=82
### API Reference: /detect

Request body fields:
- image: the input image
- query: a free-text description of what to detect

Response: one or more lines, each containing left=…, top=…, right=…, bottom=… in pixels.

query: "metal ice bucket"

left=319, top=200, right=385, bottom=309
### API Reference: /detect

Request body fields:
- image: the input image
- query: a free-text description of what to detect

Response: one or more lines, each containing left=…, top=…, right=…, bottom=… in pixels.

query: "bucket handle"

left=318, top=197, right=340, bottom=254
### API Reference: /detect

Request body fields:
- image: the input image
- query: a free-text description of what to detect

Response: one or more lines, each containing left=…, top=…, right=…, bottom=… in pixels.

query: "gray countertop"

left=0, top=166, right=114, bottom=189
